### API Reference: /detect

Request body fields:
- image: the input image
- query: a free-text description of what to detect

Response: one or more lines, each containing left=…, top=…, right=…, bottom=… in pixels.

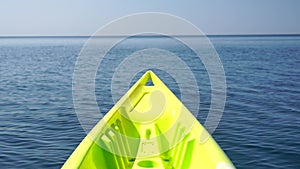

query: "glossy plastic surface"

left=62, top=71, right=235, bottom=169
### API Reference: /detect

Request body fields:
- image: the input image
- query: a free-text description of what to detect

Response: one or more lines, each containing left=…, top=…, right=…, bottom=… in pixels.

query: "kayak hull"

left=62, top=71, right=235, bottom=169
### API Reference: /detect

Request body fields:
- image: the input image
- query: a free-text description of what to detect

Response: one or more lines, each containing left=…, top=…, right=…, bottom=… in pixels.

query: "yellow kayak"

left=62, top=71, right=235, bottom=169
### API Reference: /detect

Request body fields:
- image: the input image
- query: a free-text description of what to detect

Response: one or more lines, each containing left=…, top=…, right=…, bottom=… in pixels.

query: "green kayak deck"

left=62, top=71, right=235, bottom=169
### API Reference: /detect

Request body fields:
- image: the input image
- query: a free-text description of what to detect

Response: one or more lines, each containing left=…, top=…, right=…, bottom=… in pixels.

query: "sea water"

left=0, top=35, right=299, bottom=168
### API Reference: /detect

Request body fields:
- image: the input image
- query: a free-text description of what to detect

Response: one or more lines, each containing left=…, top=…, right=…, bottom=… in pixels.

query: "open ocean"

left=0, top=35, right=299, bottom=168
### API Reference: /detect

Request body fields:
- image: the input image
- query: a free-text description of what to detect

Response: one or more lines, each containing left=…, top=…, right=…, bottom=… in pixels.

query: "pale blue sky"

left=0, top=0, right=299, bottom=36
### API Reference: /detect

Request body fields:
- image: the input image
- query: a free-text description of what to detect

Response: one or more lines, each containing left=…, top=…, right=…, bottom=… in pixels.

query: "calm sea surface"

left=0, top=36, right=299, bottom=168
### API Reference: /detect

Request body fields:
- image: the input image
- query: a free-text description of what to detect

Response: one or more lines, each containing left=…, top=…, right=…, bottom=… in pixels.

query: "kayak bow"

left=62, top=71, right=235, bottom=169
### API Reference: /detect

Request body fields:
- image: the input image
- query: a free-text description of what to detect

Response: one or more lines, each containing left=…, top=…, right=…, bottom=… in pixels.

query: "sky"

left=0, top=0, right=299, bottom=36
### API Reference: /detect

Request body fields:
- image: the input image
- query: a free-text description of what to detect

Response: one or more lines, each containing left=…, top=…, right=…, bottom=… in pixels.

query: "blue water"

left=0, top=36, right=299, bottom=168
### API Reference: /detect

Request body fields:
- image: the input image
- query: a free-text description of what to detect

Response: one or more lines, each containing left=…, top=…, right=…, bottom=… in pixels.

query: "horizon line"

left=0, top=33, right=300, bottom=38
